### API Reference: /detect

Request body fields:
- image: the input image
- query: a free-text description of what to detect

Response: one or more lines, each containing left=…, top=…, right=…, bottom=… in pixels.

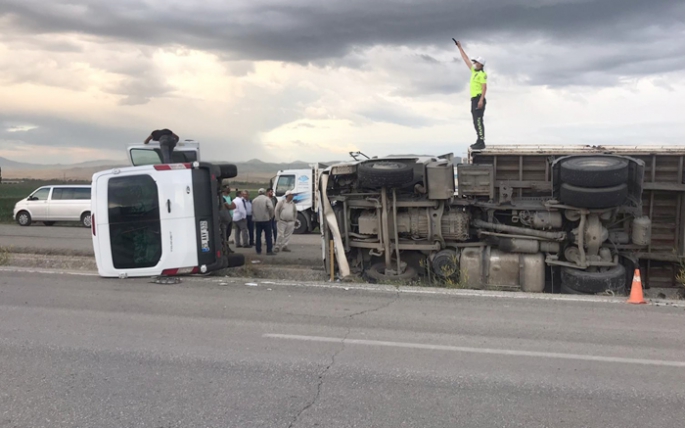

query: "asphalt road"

left=0, top=223, right=94, bottom=254
left=0, top=224, right=322, bottom=264
left=1, top=270, right=684, bottom=427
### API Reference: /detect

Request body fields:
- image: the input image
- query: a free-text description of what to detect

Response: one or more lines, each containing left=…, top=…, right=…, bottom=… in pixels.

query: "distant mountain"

left=0, top=155, right=330, bottom=182
left=0, top=156, right=126, bottom=170
left=0, top=157, right=36, bottom=169
left=71, top=159, right=127, bottom=168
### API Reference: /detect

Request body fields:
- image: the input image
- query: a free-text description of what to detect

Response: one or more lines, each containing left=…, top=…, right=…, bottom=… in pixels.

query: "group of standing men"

left=220, top=187, right=297, bottom=256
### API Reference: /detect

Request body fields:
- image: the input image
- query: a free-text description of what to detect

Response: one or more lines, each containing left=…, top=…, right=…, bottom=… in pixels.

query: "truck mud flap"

left=320, top=172, right=351, bottom=278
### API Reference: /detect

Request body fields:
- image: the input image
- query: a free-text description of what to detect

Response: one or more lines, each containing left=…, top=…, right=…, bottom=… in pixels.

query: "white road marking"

left=264, top=334, right=685, bottom=368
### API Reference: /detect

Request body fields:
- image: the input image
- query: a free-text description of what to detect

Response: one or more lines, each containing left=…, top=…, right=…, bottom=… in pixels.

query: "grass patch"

left=0, top=246, right=11, bottom=266
left=674, top=258, right=685, bottom=299
left=420, top=254, right=471, bottom=289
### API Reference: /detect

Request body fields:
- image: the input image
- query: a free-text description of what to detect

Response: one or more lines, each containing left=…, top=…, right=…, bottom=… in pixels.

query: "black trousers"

left=271, top=218, right=278, bottom=242
left=255, top=221, right=273, bottom=254
left=471, top=97, right=486, bottom=143
left=247, top=215, right=254, bottom=245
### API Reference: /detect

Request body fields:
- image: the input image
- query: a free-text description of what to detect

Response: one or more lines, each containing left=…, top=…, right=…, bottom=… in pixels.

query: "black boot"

left=470, top=139, right=486, bottom=150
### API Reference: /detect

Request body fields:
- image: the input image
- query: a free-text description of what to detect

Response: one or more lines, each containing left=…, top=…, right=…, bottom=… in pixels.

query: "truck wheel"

left=365, top=262, right=418, bottom=282
left=16, top=211, right=32, bottom=226
left=560, top=282, right=626, bottom=296
left=216, top=163, right=238, bottom=179
left=559, top=183, right=628, bottom=208
left=561, top=265, right=626, bottom=294
left=559, top=283, right=587, bottom=295
left=560, top=156, right=629, bottom=188
left=81, top=212, right=92, bottom=228
left=294, top=212, right=309, bottom=235
left=358, top=160, right=414, bottom=188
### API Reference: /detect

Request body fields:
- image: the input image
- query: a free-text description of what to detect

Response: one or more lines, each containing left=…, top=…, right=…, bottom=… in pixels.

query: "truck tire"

left=294, top=212, right=309, bottom=235
left=559, top=183, right=628, bottom=208
left=358, top=161, right=414, bottom=188
left=559, top=283, right=587, bottom=295
left=365, top=262, right=418, bottom=282
left=216, top=163, right=238, bottom=179
left=561, top=265, right=626, bottom=294
left=560, top=282, right=626, bottom=296
left=16, top=211, right=31, bottom=226
left=560, top=156, right=629, bottom=188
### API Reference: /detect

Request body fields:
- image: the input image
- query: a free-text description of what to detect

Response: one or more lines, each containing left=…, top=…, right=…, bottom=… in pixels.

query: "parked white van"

left=13, top=185, right=92, bottom=227
left=91, top=161, right=244, bottom=278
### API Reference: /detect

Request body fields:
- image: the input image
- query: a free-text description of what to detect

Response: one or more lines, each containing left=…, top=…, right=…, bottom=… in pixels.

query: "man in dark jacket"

left=251, top=188, right=275, bottom=255
left=267, top=188, right=278, bottom=243
left=144, top=129, right=179, bottom=163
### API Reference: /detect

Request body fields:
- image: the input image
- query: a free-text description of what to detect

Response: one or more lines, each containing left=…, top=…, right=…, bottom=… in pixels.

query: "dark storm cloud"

left=3, top=0, right=683, bottom=63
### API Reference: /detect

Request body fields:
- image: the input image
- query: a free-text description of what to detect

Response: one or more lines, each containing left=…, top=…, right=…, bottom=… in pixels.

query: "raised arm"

left=454, top=39, right=472, bottom=71
left=144, top=134, right=152, bottom=144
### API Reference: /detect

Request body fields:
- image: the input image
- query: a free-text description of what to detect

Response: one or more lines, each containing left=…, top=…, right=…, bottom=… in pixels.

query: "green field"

left=0, top=180, right=268, bottom=224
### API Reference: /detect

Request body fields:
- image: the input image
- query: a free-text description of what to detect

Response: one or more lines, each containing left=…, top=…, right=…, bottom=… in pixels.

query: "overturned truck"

left=320, top=145, right=685, bottom=294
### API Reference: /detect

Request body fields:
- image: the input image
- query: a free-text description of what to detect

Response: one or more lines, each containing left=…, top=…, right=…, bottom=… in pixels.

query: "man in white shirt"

left=274, top=190, right=298, bottom=253
left=233, top=190, right=250, bottom=248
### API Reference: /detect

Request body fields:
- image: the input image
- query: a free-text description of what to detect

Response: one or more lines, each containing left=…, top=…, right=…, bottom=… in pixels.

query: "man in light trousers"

left=233, top=190, right=250, bottom=248
left=274, top=190, right=297, bottom=253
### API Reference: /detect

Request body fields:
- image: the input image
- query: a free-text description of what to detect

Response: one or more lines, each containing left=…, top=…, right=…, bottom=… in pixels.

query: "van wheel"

left=43, top=221, right=56, bottom=226
left=16, top=211, right=32, bottom=226
left=216, top=163, right=238, bottom=179
left=294, top=212, right=309, bottom=235
left=358, top=160, right=414, bottom=188
left=81, top=212, right=92, bottom=228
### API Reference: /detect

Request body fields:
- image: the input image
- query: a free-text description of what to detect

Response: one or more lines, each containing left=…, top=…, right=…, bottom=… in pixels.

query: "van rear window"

left=52, top=187, right=91, bottom=200
left=108, top=175, right=162, bottom=269
left=130, top=148, right=198, bottom=166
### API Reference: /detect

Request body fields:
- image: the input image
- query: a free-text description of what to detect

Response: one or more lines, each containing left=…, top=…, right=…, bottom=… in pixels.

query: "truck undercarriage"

left=320, top=146, right=685, bottom=295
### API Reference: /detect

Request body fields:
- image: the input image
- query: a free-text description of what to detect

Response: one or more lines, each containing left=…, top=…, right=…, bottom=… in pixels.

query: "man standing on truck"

left=144, top=129, right=180, bottom=163
left=454, top=40, right=487, bottom=150
left=274, top=190, right=297, bottom=253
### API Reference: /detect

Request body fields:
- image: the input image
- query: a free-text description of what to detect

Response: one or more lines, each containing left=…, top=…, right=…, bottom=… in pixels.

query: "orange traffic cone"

left=627, top=268, right=646, bottom=304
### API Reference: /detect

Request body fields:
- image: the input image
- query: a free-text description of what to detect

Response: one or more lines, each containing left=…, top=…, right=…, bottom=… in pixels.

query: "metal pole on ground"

left=329, top=239, right=335, bottom=281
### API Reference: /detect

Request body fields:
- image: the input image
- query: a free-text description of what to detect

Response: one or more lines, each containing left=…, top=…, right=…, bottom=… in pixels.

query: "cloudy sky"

left=0, top=0, right=684, bottom=164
